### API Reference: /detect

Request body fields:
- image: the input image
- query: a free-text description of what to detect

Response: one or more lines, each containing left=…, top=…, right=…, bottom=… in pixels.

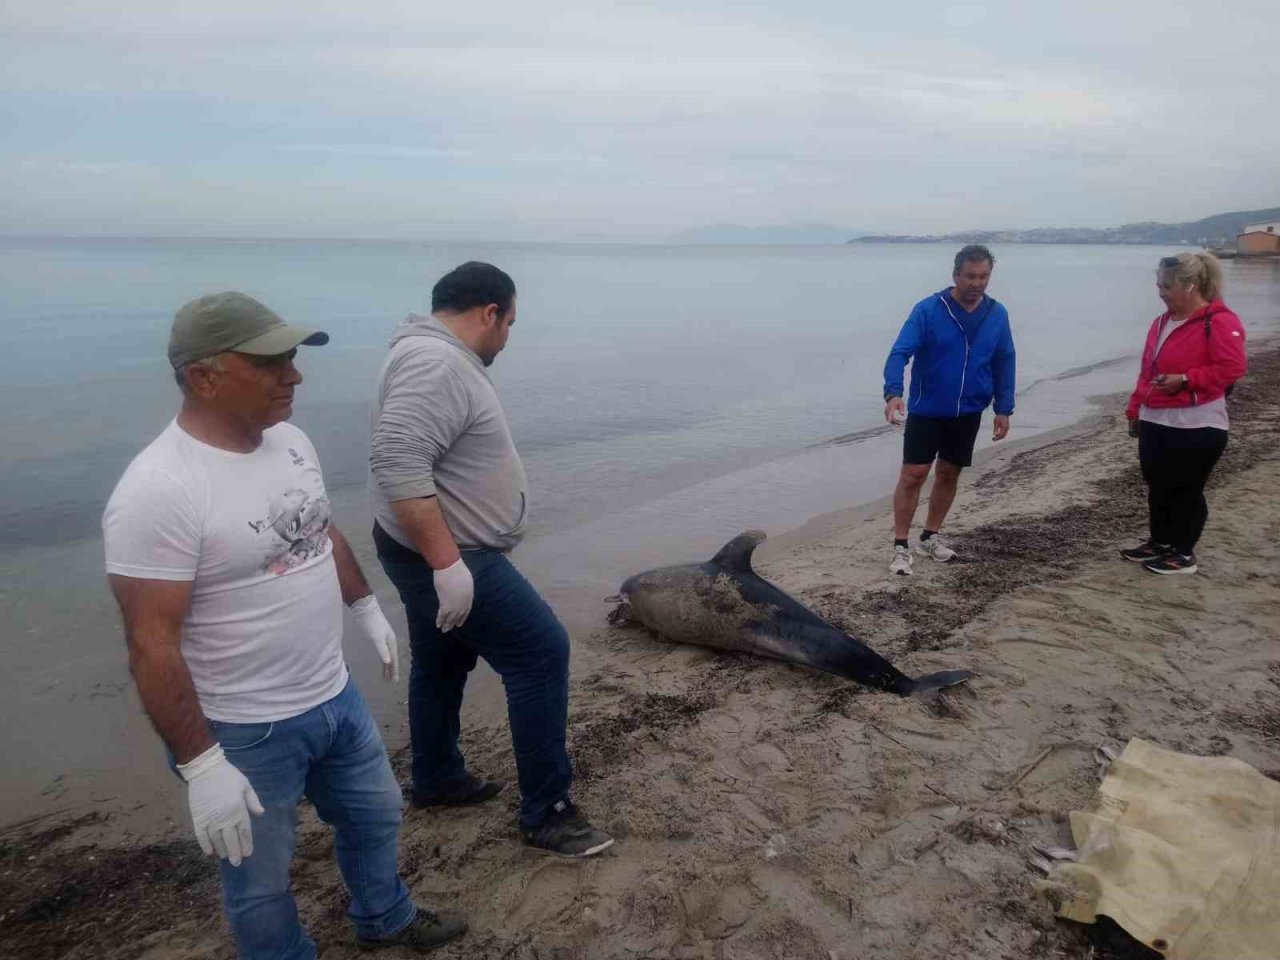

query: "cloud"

left=277, top=143, right=476, bottom=161
left=19, top=157, right=138, bottom=175
left=1, top=0, right=1277, bottom=237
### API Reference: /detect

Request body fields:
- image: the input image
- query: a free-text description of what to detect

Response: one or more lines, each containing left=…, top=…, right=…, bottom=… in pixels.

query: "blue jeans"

left=374, top=525, right=573, bottom=829
left=203, top=677, right=414, bottom=960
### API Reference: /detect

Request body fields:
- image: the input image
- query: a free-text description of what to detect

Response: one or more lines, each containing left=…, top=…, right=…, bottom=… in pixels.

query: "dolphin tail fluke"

left=907, top=669, right=974, bottom=697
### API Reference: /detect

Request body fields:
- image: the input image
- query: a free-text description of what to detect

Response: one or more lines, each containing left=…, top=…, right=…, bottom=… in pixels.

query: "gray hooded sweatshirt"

left=369, top=314, right=529, bottom=552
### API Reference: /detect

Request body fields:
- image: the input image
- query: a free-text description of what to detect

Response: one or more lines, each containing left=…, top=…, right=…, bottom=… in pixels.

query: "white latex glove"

left=177, top=744, right=264, bottom=867
left=350, top=594, right=399, bottom=682
left=433, top=557, right=474, bottom=633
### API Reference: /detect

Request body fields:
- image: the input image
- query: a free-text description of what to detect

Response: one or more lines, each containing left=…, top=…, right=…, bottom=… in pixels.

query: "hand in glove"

left=178, top=744, right=264, bottom=867
left=434, top=557, right=474, bottom=633
left=350, top=594, right=399, bottom=682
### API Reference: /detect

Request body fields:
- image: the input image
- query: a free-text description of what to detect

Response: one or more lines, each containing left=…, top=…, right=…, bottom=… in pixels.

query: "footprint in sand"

left=503, top=859, right=583, bottom=928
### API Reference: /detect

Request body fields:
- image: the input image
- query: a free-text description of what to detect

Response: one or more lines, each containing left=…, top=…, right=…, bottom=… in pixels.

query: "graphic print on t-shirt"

left=248, top=447, right=332, bottom=575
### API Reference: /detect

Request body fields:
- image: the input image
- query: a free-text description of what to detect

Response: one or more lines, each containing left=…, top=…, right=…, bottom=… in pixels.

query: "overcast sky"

left=3, top=1, right=1277, bottom=240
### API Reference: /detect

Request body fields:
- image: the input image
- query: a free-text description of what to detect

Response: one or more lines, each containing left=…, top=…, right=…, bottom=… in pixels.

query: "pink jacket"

left=1125, top=299, right=1247, bottom=421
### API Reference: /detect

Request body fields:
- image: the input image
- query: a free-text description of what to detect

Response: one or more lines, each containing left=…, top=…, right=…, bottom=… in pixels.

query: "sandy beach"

left=4, top=346, right=1278, bottom=960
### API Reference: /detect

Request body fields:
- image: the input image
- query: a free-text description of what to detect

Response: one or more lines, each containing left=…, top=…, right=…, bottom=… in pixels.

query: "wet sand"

left=3, top=348, right=1278, bottom=960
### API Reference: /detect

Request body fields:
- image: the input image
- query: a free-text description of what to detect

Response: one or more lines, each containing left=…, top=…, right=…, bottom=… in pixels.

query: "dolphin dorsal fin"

left=711, top=530, right=767, bottom=573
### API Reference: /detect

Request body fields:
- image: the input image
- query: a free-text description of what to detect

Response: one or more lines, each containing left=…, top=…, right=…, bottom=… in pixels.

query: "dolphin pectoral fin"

left=907, top=669, right=975, bottom=697
left=710, top=530, right=767, bottom=574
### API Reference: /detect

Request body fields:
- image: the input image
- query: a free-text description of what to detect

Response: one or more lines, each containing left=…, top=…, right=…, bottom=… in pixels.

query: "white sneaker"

left=918, top=535, right=956, bottom=563
left=889, top=544, right=913, bottom=576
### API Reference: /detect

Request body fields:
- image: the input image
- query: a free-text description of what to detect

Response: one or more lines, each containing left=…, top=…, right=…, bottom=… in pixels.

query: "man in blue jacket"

left=882, top=245, right=1016, bottom=575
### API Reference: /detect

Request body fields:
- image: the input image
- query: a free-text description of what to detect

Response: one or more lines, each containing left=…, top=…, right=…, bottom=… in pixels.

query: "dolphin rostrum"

left=610, top=530, right=972, bottom=697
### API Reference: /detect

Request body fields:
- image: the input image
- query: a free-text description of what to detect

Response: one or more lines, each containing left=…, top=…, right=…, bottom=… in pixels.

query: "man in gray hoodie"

left=369, top=261, right=613, bottom=858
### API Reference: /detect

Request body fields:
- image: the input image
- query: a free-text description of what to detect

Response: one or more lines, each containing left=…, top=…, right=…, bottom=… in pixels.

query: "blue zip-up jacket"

left=883, top=290, right=1016, bottom=418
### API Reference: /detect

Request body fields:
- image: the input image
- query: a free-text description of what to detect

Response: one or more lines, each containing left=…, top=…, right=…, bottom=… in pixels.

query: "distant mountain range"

left=852, top=207, right=1280, bottom=247
left=667, top=222, right=856, bottom=245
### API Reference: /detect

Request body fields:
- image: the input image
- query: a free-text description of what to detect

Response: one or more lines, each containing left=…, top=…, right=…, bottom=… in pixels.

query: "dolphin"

left=610, top=530, right=972, bottom=697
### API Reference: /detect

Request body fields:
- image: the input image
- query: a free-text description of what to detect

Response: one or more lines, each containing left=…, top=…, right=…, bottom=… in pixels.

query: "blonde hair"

left=1158, top=252, right=1223, bottom=302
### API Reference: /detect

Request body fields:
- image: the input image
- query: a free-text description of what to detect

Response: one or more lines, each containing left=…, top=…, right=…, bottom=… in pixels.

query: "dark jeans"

left=374, top=524, right=572, bottom=829
left=1138, top=420, right=1228, bottom=555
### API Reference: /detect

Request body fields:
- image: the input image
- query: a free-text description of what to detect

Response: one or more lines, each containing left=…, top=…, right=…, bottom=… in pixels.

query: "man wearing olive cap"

left=103, top=293, right=466, bottom=958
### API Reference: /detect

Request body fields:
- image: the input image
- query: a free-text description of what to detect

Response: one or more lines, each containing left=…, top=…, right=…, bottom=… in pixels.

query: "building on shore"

left=1237, top=222, right=1280, bottom=255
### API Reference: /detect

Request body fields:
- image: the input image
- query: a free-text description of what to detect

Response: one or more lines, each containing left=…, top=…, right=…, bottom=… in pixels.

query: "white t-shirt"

left=1139, top=317, right=1229, bottom=431
left=103, top=420, right=348, bottom=722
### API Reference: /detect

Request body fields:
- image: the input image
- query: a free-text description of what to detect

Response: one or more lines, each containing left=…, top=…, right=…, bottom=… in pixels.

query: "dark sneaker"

left=1143, top=552, right=1198, bottom=575
left=521, top=800, right=615, bottom=858
left=356, top=906, right=467, bottom=952
left=410, top=775, right=505, bottom=809
left=1120, top=540, right=1172, bottom=562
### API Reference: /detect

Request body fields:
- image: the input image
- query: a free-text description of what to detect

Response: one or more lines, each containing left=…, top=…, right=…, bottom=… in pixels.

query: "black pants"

left=1137, top=421, right=1228, bottom=554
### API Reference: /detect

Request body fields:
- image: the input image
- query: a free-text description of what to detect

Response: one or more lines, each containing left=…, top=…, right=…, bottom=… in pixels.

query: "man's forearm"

left=389, top=496, right=461, bottom=570
left=328, top=526, right=373, bottom=605
left=129, top=641, right=215, bottom=764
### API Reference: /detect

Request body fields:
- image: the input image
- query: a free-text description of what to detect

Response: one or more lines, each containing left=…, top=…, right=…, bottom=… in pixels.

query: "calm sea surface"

left=2, top=237, right=1278, bottom=830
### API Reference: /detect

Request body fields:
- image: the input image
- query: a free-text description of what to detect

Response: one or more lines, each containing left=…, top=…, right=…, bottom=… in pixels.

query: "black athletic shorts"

left=903, top=412, right=983, bottom=467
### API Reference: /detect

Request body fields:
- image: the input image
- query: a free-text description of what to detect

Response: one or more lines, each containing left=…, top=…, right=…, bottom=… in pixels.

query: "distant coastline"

left=853, top=234, right=1200, bottom=246
left=850, top=205, right=1280, bottom=249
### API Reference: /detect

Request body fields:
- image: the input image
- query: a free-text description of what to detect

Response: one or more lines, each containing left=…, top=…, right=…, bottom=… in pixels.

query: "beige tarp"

left=1038, top=737, right=1280, bottom=959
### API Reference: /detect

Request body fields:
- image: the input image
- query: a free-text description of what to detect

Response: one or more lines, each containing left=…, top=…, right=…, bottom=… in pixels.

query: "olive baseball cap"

left=168, top=292, right=329, bottom=368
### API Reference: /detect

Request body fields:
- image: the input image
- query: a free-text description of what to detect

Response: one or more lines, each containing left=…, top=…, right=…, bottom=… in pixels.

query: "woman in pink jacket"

left=1121, top=252, right=1247, bottom=575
